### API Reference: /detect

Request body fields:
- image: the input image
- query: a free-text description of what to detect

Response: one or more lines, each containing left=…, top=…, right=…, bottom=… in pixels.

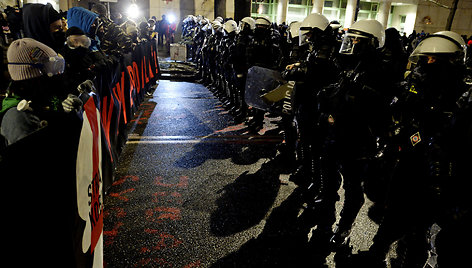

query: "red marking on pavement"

left=145, top=207, right=181, bottom=222
left=104, top=222, right=124, bottom=246
left=155, top=176, right=188, bottom=188
left=104, top=207, right=126, bottom=218
left=214, top=123, right=246, bottom=134
left=130, top=102, right=157, bottom=125
left=109, top=188, right=135, bottom=202
left=184, top=260, right=202, bottom=268
left=144, top=228, right=160, bottom=234
left=140, top=247, right=150, bottom=254
left=152, top=191, right=183, bottom=204
left=112, top=175, right=139, bottom=186
left=153, top=232, right=183, bottom=250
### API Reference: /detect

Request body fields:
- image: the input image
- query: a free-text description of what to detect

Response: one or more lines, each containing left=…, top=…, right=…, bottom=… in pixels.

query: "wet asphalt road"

left=103, top=79, right=381, bottom=267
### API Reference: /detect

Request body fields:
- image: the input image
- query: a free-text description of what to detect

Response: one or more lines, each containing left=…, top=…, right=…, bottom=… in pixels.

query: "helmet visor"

left=339, top=33, right=368, bottom=55
left=298, top=29, right=310, bottom=47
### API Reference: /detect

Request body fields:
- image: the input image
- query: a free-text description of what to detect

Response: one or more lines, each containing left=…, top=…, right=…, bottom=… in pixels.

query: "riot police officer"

left=273, top=21, right=303, bottom=165
left=312, top=20, right=392, bottom=251
left=231, top=17, right=256, bottom=122
left=207, top=20, right=224, bottom=96
left=282, top=13, right=340, bottom=192
left=354, top=31, right=472, bottom=267
left=220, top=20, right=239, bottom=112
left=245, top=16, right=282, bottom=132
left=279, top=14, right=342, bottom=264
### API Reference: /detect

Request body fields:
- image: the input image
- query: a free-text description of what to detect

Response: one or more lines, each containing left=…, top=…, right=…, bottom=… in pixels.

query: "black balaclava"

left=23, top=3, right=65, bottom=51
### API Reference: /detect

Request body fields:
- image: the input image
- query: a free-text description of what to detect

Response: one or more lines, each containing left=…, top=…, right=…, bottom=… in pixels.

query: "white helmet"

left=212, top=20, right=222, bottom=29
left=339, top=19, right=385, bottom=55
left=300, top=13, right=329, bottom=32
left=240, top=17, right=256, bottom=31
left=299, top=13, right=329, bottom=46
left=200, top=18, right=210, bottom=26
left=195, top=15, right=204, bottom=24
left=202, top=24, right=212, bottom=32
left=288, top=21, right=301, bottom=40
left=211, top=20, right=223, bottom=34
left=223, top=19, right=238, bottom=34
left=330, top=20, right=342, bottom=30
left=183, top=15, right=196, bottom=24
left=409, top=31, right=467, bottom=64
left=215, top=16, right=224, bottom=23
left=255, top=16, right=271, bottom=27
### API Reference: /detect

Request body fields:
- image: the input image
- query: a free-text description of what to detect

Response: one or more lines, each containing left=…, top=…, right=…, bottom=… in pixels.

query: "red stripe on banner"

left=127, top=65, right=136, bottom=97
left=144, top=56, right=150, bottom=84
left=141, top=59, right=145, bottom=90
left=148, top=60, right=154, bottom=79
left=113, top=72, right=127, bottom=124
left=83, top=98, right=103, bottom=253
left=100, top=96, right=113, bottom=162
left=133, top=62, right=141, bottom=93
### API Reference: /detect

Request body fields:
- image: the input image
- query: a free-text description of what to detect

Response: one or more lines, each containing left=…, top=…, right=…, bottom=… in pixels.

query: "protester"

left=157, top=14, right=169, bottom=47
left=0, top=38, right=74, bottom=145
left=5, top=6, right=22, bottom=41
left=148, top=18, right=157, bottom=39
left=22, top=3, right=66, bottom=52
left=62, top=26, right=110, bottom=89
left=91, top=3, right=133, bottom=58
left=139, top=21, right=151, bottom=42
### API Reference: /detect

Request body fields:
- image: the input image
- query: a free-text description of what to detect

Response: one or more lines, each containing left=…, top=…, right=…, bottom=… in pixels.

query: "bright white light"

left=168, top=14, right=176, bottom=23
left=127, top=4, right=140, bottom=18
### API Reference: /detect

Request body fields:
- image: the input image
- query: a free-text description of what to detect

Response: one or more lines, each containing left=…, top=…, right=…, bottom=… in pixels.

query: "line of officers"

left=182, top=13, right=472, bottom=267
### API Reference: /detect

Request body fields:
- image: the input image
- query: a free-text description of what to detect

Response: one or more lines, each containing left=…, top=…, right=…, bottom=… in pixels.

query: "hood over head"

left=22, top=3, right=62, bottom=49
left=66, top=7, right=99, bottom=35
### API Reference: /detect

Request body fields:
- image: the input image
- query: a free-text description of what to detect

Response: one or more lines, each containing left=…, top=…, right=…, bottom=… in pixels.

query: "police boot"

left=289, top=144, right=312, bottom=188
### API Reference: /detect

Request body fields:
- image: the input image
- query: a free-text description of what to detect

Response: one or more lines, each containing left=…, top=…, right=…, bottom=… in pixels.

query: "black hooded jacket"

left=22, top=3, right=62, bottom=50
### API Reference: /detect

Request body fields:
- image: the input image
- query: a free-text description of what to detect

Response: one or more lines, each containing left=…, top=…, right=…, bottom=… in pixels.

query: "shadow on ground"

left=210, top=180, right=337, bottom=267
left=174, top=128, right=282, bottom=169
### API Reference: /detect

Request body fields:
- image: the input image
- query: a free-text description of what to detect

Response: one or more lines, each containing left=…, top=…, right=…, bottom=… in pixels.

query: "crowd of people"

left=0, top=3, right=159, bottom=149
left=182, top=13, right=472, bottom=267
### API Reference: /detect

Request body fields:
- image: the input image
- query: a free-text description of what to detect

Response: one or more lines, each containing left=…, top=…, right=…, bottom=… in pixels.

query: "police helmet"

left=299, top=13, right=329, bottom=46
left=211, top=20, right=223, bottom=34
left=339, top=19, right=385, bottom=55
left=255, top=16, right=271, bottom=28
left=330, top=20, right=342, bottom=31
left=288, top=21, right=301, bottom=42
left=409, top=31, right=467, bottom=64
left=240, top=17, right=256, bottom=31
left=223, top=20, right=238, bottom=34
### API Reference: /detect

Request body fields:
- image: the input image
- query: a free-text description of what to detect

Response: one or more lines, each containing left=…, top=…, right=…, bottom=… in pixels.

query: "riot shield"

left=244, top=66, right=285, bottom=112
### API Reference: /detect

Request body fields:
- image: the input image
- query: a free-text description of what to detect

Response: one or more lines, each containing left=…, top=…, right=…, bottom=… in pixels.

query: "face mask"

left=254, top=27, right=268, bottom=37
left=52, top=30, right=66, bottom=49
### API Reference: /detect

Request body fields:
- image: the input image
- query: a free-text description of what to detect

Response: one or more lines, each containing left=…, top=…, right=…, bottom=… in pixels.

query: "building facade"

left=3, top=0, right=471, bottom=36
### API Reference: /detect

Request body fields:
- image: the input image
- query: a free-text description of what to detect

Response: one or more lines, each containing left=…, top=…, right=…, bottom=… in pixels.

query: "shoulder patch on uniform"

left=328, top=114, right=335, bottom=125
left=410, top=132, right=421, bottom=146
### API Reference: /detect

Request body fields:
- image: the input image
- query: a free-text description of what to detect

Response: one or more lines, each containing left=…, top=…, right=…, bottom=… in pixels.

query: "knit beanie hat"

left=7, top=38, right=59, bottom=81
left=66, top=26, right=86, bottom=37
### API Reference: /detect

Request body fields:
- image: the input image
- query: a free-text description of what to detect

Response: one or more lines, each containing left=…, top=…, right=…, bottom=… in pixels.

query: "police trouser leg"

left=337, top=159, right=365, bottom=233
